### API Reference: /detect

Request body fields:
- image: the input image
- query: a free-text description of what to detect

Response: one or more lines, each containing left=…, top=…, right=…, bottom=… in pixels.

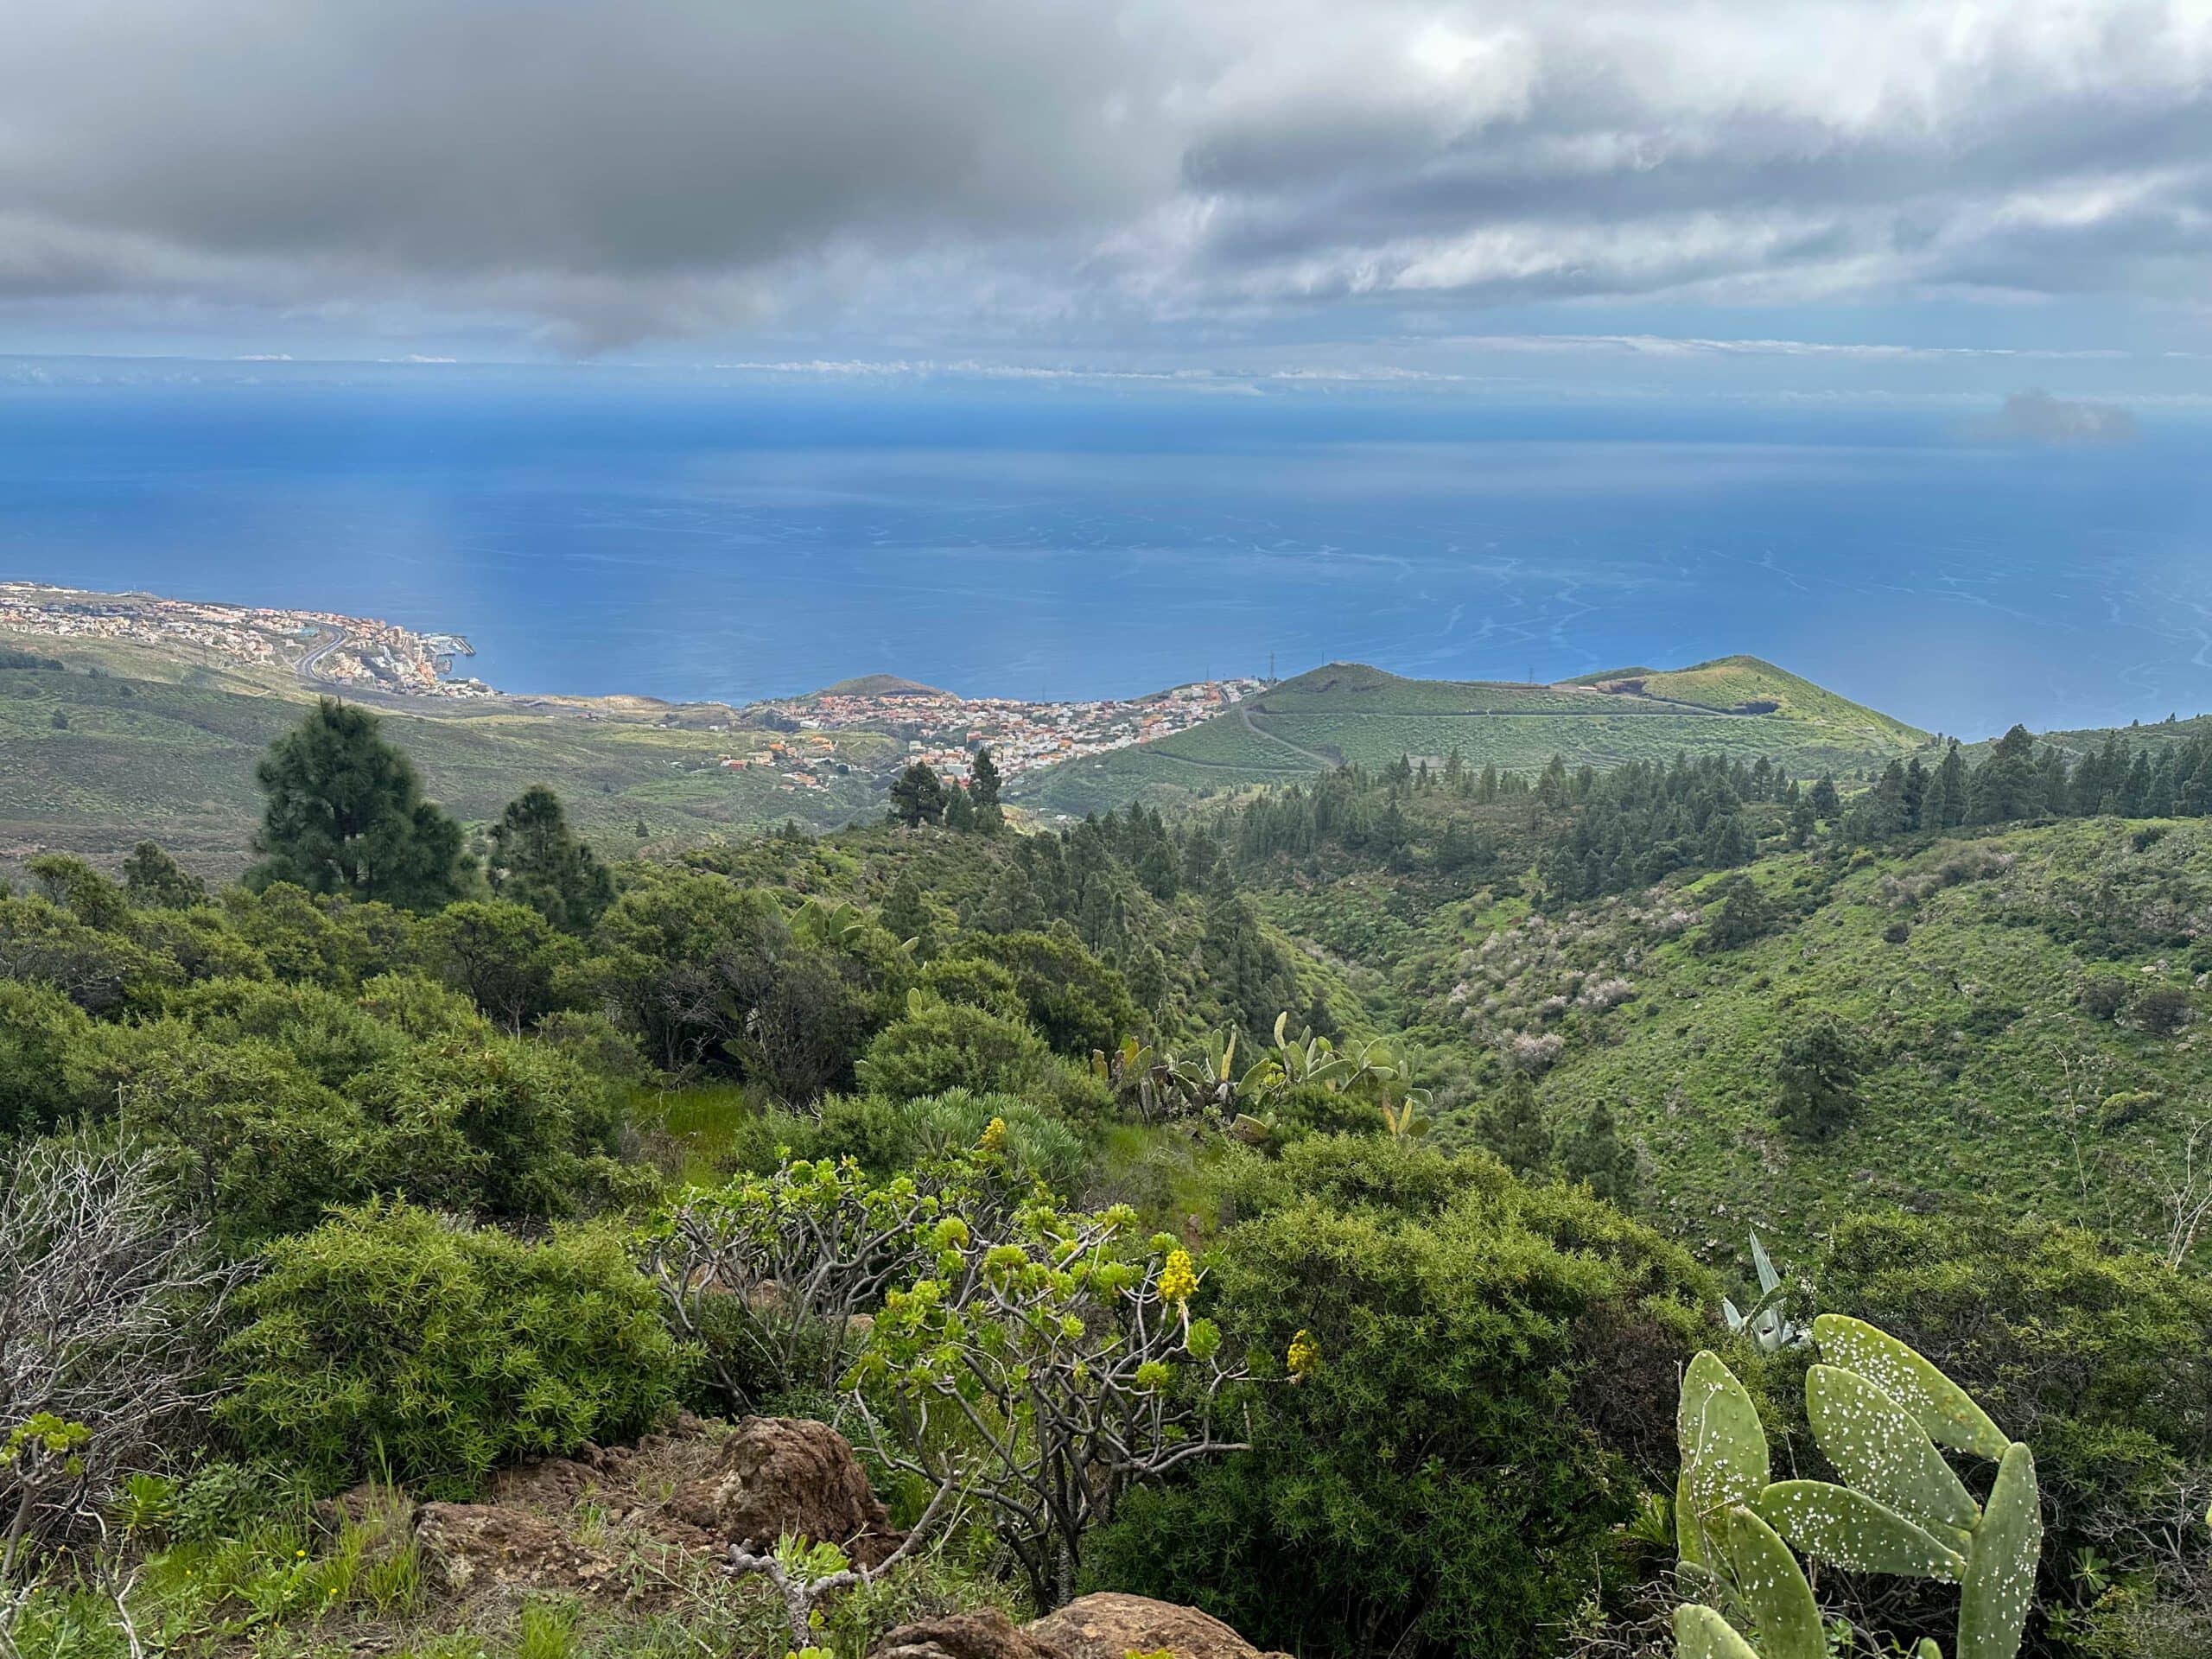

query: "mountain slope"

left=1014, top=655, right=1928, bottom=817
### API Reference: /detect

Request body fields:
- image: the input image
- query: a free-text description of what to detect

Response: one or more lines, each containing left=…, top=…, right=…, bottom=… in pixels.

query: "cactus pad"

left=1807, top=1363, right=1980, bottom=1532
left=1678, top=1351, right=1770, bottom=1564
left=1675, top=1604, right=1762, bottom=1659
left=1720, top=1505, right=1826, bottom=1659
left=1758, top=1479, right=1967, bottom=1580
left=1812, top=1315, right=2009, bottom=1460
left=1957, top=1443, right=2042, bottom=1659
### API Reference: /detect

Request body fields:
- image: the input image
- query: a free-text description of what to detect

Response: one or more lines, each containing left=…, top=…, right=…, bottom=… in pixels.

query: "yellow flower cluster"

left=978, top=1116, right=1007, bottom=1153
left=1158, top=1249, right=1198, bottom=1305
left=1287, top=1328, right=1320, bottom=1379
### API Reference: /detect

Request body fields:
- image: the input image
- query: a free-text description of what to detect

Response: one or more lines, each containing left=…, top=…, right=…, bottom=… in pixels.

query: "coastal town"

left=0, top=582, right=488, bottom=698
left=746, top=676, right=1266, bottom=784
left=2, top=580, right=1262, bottom=798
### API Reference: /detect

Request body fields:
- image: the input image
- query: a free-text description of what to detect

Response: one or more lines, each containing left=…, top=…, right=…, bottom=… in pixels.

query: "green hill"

left=1014, top=654, right=1928, bottom=817
left=810, top=673, right=948, bottom=698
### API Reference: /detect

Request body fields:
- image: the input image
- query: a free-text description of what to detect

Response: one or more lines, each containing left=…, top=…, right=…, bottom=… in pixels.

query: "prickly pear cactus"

left=1673, top=1351, right=1821, bottom=1659
left=1957, top=1443, right=2043, bottom=1659
left=1676, top=1350, right=1769, bottom=1571
left=1764, top=1319, right=2043, bottom=1659
left=1671, top=1320, right=2043, bottom=1659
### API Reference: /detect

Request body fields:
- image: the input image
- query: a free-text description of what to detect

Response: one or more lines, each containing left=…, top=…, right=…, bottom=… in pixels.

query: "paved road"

left=295, top=623, right=352, bottom=685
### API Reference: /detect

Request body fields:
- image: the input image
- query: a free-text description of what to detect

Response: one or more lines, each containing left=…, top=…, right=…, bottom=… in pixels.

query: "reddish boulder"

left=1027, top=1593, right=1291, bottom=1659
left=867, top=1608, right=1066, bottom=1659
left=868, top=1594, right=1287, bottom=1659
left=664, top=1415, right=903, bottom=1567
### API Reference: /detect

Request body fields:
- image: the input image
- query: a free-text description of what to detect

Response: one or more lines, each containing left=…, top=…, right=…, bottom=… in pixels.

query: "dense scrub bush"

left=0, top=979, right=94, bottom=1135
left=954, top=927, right=1136, bottom=1054
left=1085, top=1136, right=1710, bottom=1659
left=220, top=1201, right=683, bottom=1499
left=854, top=999, right=1055, bottom=1101
left=916, top=953, right=1028, bottom=1020
left=77, top=983, right=632, bottom=1242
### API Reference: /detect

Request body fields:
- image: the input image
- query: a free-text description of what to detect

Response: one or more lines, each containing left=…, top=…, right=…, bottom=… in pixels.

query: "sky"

left=3, top=0, right=2211, bottom=413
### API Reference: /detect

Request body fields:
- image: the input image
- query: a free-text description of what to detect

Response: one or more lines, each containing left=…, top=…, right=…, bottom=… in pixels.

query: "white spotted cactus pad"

left=1804, top=1364, right=1980, bottom=1535
left=1676, top=1350, right=1770, bottom=1570
left=1717, top=1505, right=1824, bottom=1659
left=1675, top=1604, right=1763, bottom=1659
left=1809, top=1315, right=2009, bottom=1459
left=1957, top=1444, right=2043, bottom=1659
left=1672, top=1319, right=2043, bottom=1659
left=1758, top=1480, right=1967, bottom=1580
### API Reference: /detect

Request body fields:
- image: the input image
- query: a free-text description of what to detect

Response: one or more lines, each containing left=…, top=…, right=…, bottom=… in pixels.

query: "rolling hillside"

left=1014, top=654, right=1929, bottom=817
left=0, top=635, right=893, bottom=874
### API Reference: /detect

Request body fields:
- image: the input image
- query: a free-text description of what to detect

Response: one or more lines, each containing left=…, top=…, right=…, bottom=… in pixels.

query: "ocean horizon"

left=3, top=360, right=2207, bottom=741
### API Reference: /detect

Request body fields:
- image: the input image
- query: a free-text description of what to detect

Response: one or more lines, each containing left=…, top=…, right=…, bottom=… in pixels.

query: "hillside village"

left=748, top=676, right=1267, bottom=785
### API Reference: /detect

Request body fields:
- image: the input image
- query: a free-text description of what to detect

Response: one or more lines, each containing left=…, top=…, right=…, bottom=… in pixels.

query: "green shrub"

left=956, top=928, right=1136, bottom=1054
left=917, top=955, right=1027, bottom=1021
left=853, top=1000, right=1053, bottom=1101
left=0, top=979, right=95, bottom=1135
left=1085, top=1136, right=1709, bottom=1659
left=220, top=1201, right=684, bottom=1498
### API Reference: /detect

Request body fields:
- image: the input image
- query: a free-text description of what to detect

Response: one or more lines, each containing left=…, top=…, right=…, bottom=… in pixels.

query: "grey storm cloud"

left=4, top=0, right=2212, bottom=346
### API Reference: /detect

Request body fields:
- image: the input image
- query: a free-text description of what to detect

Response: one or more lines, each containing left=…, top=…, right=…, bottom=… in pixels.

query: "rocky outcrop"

left=868, top=1594, right=1287, bottom=1659
left=1028, top=1593, right=1290, bottom=1659
left=867, top=1607, right=1065, bottom=1659
left=410, top=1414, right=902, bottom=1602
left=664, top=1415, right=903, bottom=1567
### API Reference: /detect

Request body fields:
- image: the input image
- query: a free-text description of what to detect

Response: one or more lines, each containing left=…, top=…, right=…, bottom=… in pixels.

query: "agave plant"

left=1719, top=1231, right=1810, bottom=1355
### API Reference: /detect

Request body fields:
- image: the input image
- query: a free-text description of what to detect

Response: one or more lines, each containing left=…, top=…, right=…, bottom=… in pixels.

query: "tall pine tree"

left=247, top=699, right=470, bottom=911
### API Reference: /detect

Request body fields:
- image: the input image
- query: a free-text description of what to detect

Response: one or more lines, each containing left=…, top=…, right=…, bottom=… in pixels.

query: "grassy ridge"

left=1018, top=654, right=1929, bottom=817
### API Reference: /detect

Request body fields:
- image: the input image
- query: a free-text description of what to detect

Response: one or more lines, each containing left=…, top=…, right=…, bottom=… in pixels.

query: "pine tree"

left=880, top=867, right=939, bottom=956
left=246, top=698, right=471, bottom=911
left=1477, top=1076, right=1552, bottom=1177
left=486, top=785, right=613, bottom=931
left=888, top=761, right=947, bottom=828
left=1560, top=1101, right=1637, bottom=1207
left=969, top=746, right=1006, bottom=832
left=944, top=781, right=978, bottom=832
left=122, top=840, right=206, bottom=908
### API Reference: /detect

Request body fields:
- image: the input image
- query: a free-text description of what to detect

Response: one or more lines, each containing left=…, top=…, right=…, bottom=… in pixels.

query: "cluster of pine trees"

left=1841, top=723, right=2212, bottom=843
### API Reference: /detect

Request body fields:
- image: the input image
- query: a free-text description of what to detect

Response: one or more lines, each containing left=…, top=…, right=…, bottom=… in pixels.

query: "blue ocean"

left=2, top=361, right=2207, bottom=739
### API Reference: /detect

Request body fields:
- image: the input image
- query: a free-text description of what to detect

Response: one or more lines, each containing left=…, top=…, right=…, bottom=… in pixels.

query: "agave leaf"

left=1758, top=1479, right=1967, bottom=1581
left=1673, top=1605, right=1761, bottom=1659
left=1912, top=1643, right=1942, bottom=1659
left=1678, top=1352, right=1770, bottom=1563
left=1751, top=1230, right=1783, bottom=1296
left=1807, top=1364, right=1979, bottom=1533
left=1812, top=1314, right=2010, bottom=1461
left=1720, top=1505, right=1825, bottom=1659
left=1958, top=1443, right=2042, bottom=1659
